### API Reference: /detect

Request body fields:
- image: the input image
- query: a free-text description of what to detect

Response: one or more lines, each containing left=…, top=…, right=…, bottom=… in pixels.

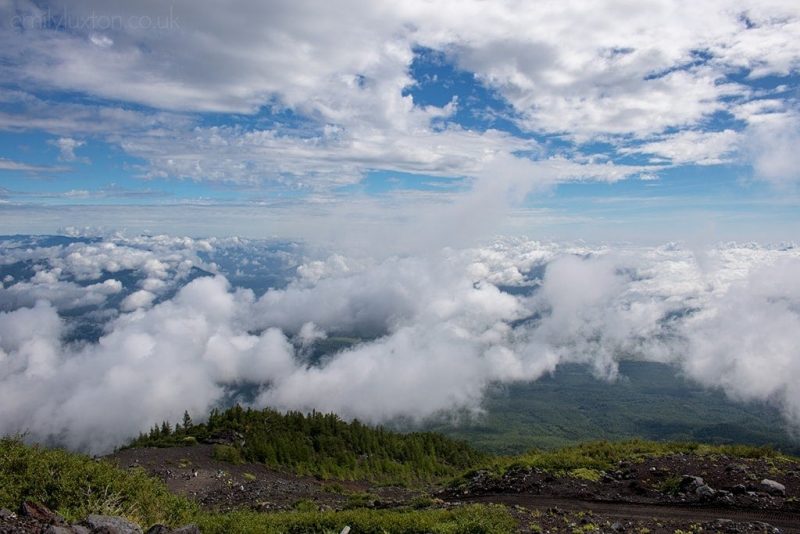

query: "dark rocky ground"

left=445, top=453, right=800, bottom=511
left=110, top=444, right=422, bottom=512
left=5, top=445, right=800, bottom=533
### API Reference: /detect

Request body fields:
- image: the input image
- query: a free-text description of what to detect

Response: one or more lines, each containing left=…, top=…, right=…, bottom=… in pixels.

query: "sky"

left=1, top=0, right=799, bottom=244
left=1, top=1, right=800, bottom=453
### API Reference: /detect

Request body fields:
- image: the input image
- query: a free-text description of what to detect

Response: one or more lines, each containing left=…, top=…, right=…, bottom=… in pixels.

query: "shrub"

left=569, top=468, right=602, bottom=482
left=195, top=504, right=516, bottom=534
left=0, top=437, right=196, bottom=527
left=211, top=444, right=244, bottom=464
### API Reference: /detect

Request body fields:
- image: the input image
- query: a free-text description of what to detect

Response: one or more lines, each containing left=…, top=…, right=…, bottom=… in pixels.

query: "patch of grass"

left=409, top=495, right=436, bottom=509
left=211, top=444, right=243, bottom=465
left=195, top=504, right=516, bottom=534
left=242, top=472, right=256, bottom=482
left=321, top=482, right=345, bottom=494
left=343, top=491, right=378, bottom=509
left=569, top=468, right=602, bottom=482
left=515, top=439, right=784, bottom=472
left=657, top=475, right=683, bottom=495
left=0, top=437, right=196, bottom=527
left=455, top=439, right=798, bottom=485
left=293, top=499, right=318, bottom=512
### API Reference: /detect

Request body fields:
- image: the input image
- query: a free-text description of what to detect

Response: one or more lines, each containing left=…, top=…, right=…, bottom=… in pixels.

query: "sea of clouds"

left=1, top=233, right=799, bottom=454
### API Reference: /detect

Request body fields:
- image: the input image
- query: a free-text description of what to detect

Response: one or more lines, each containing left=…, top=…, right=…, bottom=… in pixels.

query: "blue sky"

left=1, top=0, right=799, bottom=243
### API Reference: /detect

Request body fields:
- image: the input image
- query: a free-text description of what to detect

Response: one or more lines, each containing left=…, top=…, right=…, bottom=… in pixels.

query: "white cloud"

left=120, top=289, right=155, bottom=311
left=1, top=0, right=798, bottom=190
left=2, top=236, right=800, bottom=453
left=0, top=157, right=67, bottom=173
left=622, top=129, right=742, bottom=165
left=744, top=110, right=800, bottom=185
left=50, top=137, right=86, bottom=162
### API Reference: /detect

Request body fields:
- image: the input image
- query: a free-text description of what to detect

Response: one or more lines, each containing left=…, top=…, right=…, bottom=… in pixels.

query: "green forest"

left=128, top=405, right=485, bottom=482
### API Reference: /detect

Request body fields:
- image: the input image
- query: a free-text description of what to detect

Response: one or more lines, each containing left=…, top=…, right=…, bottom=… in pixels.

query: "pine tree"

left=182, top=410, right=193, bottom=430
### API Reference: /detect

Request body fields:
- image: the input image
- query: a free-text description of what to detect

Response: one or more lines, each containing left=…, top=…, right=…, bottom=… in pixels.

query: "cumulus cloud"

left=2, top=0, right=798, bottom=194
left=50, top=137, right=86, bottom=162
left=745, top=110, right=800, bottom=186
left=1, top=235, right=799, bottom=454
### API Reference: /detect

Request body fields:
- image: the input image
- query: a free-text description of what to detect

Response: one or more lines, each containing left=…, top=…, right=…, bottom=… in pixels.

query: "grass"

left=0, top=436, right=196, bottom=527
left=211, top=444, right=244, bottom=465
left=0, top=436, right=514, bottom=532
left=449, top=438, right=794, bottom=487
left=512, top=439, right=783, bottom=473
left=194, top=505, right=516, bottom=534
left=569, top=468, right=602, bottom=482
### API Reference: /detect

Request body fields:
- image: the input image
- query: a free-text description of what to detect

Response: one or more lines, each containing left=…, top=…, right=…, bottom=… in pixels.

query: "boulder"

left=82, top=515, right=143, bottom=534
left=760, top=479, right=786, bottom=496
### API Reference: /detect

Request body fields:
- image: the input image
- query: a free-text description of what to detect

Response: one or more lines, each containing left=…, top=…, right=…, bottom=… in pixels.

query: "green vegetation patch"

left=0, top=437, right=196, bottom=527
left=0, top=437, right=513, bottom=533
left=515, top=439, right=782, bottom=473
left=130, top=405, right=486, bottom=483
left=425, top=362, right=800, bottom=455
left=195, top=504, right=516, bottom=534
left=568, top=468, right=602, bottom=482
left=211, top=444, right=244, bottom=464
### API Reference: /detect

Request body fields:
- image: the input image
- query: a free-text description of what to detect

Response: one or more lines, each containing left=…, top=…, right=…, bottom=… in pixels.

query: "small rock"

left=696, top=484, right=716, bottom=499
left=731, top=484, right=747, bottom=495
left=83, top=515, right=143, bottom=534
left=72, top=527, right=91, bottom=534
left=760, top=479, right=786, bottom=496
left=0, top=508, right=16, bottom=520
left=44, top=527, right=75, bottom=534
left=19, top=501, right=66, bottom=524
left=679, top=475, right=704, bottom=492
left=144, top=526, right=170, bottom=534
left=172, top=525, right=201, bottom=534
left=611, top=521, right=625, bottom=532
left=716, top=493, right=735, bottom=506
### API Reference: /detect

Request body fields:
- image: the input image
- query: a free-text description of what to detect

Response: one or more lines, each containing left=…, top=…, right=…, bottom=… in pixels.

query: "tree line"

left=128, top=405, right=485, bottom=482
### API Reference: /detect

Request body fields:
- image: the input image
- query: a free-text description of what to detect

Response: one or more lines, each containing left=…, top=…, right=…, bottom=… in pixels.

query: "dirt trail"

left=455, top=494, right=800, bottom=532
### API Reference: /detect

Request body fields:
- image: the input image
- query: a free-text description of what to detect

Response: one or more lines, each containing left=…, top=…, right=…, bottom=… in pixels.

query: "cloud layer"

left=1, top=235, right=798, bottom=454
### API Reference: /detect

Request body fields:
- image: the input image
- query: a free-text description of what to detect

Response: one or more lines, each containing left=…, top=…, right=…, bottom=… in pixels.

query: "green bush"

left=569, top=468, right=602, bottom=482
left=0, top=437, right=196, bottom=527
left=195, top=504, right=516, bottom=534
left=212, top=444, right=244, bottom=464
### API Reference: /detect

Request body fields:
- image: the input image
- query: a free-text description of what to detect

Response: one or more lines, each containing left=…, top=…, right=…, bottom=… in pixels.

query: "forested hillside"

left=129, top=405, right=485, bottom=482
